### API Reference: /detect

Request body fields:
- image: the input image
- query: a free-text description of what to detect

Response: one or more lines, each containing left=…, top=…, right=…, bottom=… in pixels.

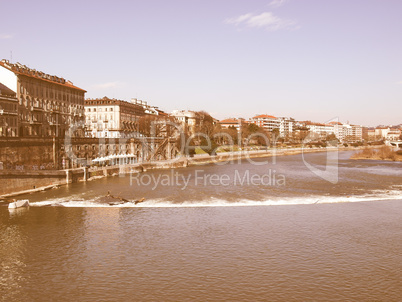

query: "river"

left=1, top=151, right=401, bottom=301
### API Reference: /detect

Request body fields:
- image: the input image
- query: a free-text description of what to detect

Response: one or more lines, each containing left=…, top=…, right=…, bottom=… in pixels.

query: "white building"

left=250, top=114, right=279, bottom=132
left=329, top=122, right=363, bottom=142
left=170, top=110, right=198, bottom=133
left=351, top=125, right=363, bottom=141
left=305, top=122, right=335, bottom=138
left=219, top=118, right=245, bottom=132
left=278, top=117, right=294, bottom=137
left=131, top=98, right=161, bottom=116
left=250, top=114, right=294, bottom=137
left=330, top=122, right=345, bottom=142
left=386, top=128, right=401, bottom=141
left=85, top=97, right=145, bottom=138
left=375, top=127, right=389, bottom=138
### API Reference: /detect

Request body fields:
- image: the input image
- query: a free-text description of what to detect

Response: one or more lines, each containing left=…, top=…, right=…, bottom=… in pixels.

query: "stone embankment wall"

left=0, top=138, right=57, bottom=170
left=0, top=170, right=66, bottom=196
left=0, top=137, right=178, bottom=170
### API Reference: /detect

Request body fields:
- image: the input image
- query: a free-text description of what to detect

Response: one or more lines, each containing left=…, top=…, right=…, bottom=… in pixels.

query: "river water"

left=1, top=151, right=402, bottom=301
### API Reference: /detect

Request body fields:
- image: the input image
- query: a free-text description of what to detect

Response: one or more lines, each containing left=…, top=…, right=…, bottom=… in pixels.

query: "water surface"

left=1, top=151, right=401, bottom=301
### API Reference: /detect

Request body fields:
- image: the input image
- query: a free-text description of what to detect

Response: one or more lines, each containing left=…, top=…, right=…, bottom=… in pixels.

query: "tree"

left=271, top=128, right=279, bottom=138
left=194, top=111, right=217, bottom=137
left=242, top=123, right=270, bottom=146
left=137, top=115, right=178, bottom=137
left=292, top=127, right=309, bottom=143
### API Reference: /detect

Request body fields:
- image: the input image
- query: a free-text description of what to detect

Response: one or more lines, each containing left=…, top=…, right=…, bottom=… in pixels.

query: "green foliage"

left=353, top=146, right=399, bottom=161
left=195, top=147, right=207, bottom=154
left=306, top=141, right=326, bottom=148
left=247, top=123, right=261, bottom=133
left=350, top=142, right=363, bottom=147
left=200, top=139, right=219, bottom=155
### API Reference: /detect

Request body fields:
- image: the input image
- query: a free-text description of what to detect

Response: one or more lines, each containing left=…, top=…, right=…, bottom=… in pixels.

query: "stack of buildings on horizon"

left=0, top=59, right=401, bottom=144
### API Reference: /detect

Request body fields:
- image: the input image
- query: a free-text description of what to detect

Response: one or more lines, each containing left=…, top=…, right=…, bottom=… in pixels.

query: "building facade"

left=327, top=122, right=363, bottom=142
left=170, top=110, right=198, bottom=133
left=350, top=125, right=363, bottom=141
left=219, top=118, right=246, bottom=132
left=85, top=97, right=146, bottom=138
left=130, top=98, right=165, bottom=116
left=278, top=117, right=294, bottom=137
left=250, top=114, right=294, bottom=137
left=0, top=59, right=86, bottom=137
left=0, top=83, right=18, bottom=137
left=250, top=114, right=280, bottom=132
left=304, top=122, right=335, bottom=138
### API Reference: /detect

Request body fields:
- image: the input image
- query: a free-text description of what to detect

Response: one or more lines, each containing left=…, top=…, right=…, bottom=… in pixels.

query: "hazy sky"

left=1, top=0, right=401, bottom=126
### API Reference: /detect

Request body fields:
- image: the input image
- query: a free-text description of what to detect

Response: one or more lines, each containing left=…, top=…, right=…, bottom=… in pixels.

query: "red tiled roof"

left=0, top=60, right=86, bottom=92
left=219, top=118, right=241, bottom=124
left=252, top=114, right=277, bottom=119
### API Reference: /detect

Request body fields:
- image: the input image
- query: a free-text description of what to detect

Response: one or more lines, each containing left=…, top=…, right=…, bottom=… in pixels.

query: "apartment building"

left=130, top=98, right=166, bottom=116
left=350, top=124, right=363, bottom=141
left=250, top=114, right=294, bottom=137
left=219, top=118, right=246, bottom=132
left=170, top=110, right=198, bottom=133
left=329, top=121, right=345, bottom=142
left=304, top=121, right=335, bottom=138
left=0, top=82, right=18, bottom=137
left=0, top=59, right=86, bottom=137
left=278, top=117, right=294, bottom=136
left=85, top=97, right=145, bottom=138
left=250, top=114, right=279, bottom=132
left=327, top=122, right=363, bottom=142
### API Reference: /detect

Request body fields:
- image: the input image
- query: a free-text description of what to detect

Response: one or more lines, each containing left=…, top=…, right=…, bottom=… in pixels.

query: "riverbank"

left=0, top=145, right=367, bottom=199
left=351, top=146, right=402, bottom=162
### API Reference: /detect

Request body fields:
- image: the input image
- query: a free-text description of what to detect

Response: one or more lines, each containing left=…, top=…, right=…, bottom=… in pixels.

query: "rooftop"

left=0, top=59, right=86, bottom=92
left=219, top=118, right=242, bottom=124
left=252, top=114, right=277, bottom=119
left=86, top=96, right=141, bottom=106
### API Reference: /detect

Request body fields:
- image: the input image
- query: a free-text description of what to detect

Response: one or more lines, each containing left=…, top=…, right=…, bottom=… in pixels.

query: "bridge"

left=388, top=141, right=402, bottom=148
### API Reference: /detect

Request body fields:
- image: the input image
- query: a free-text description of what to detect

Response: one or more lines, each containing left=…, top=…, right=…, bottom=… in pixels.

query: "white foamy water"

left=29, top=189, right=402, bottom=208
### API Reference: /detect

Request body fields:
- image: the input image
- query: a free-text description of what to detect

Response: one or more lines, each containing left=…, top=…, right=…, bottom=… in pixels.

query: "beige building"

left=386, top=128, right=401, bottom=141
left=85, top=97, right=145, bottom=138
left=250, top=114, right=279, bottom=132
left=350, top=124, right=363, bottom=141
left=328, top=122, right=363, bottom=142
left=219, top=118, right=246, bottom=132
left=0, top=59, right=86, bottom=137
left=0, top=83, right=18, bottom=137
left=250, top=114, right=294, bottom=137
left=170, top=110, right=198, bottom=133
left=305, top=122, right=335, bottom=138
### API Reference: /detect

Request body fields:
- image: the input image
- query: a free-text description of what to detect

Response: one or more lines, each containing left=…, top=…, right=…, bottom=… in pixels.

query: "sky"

left=1, top=0, right=401, bottom=126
